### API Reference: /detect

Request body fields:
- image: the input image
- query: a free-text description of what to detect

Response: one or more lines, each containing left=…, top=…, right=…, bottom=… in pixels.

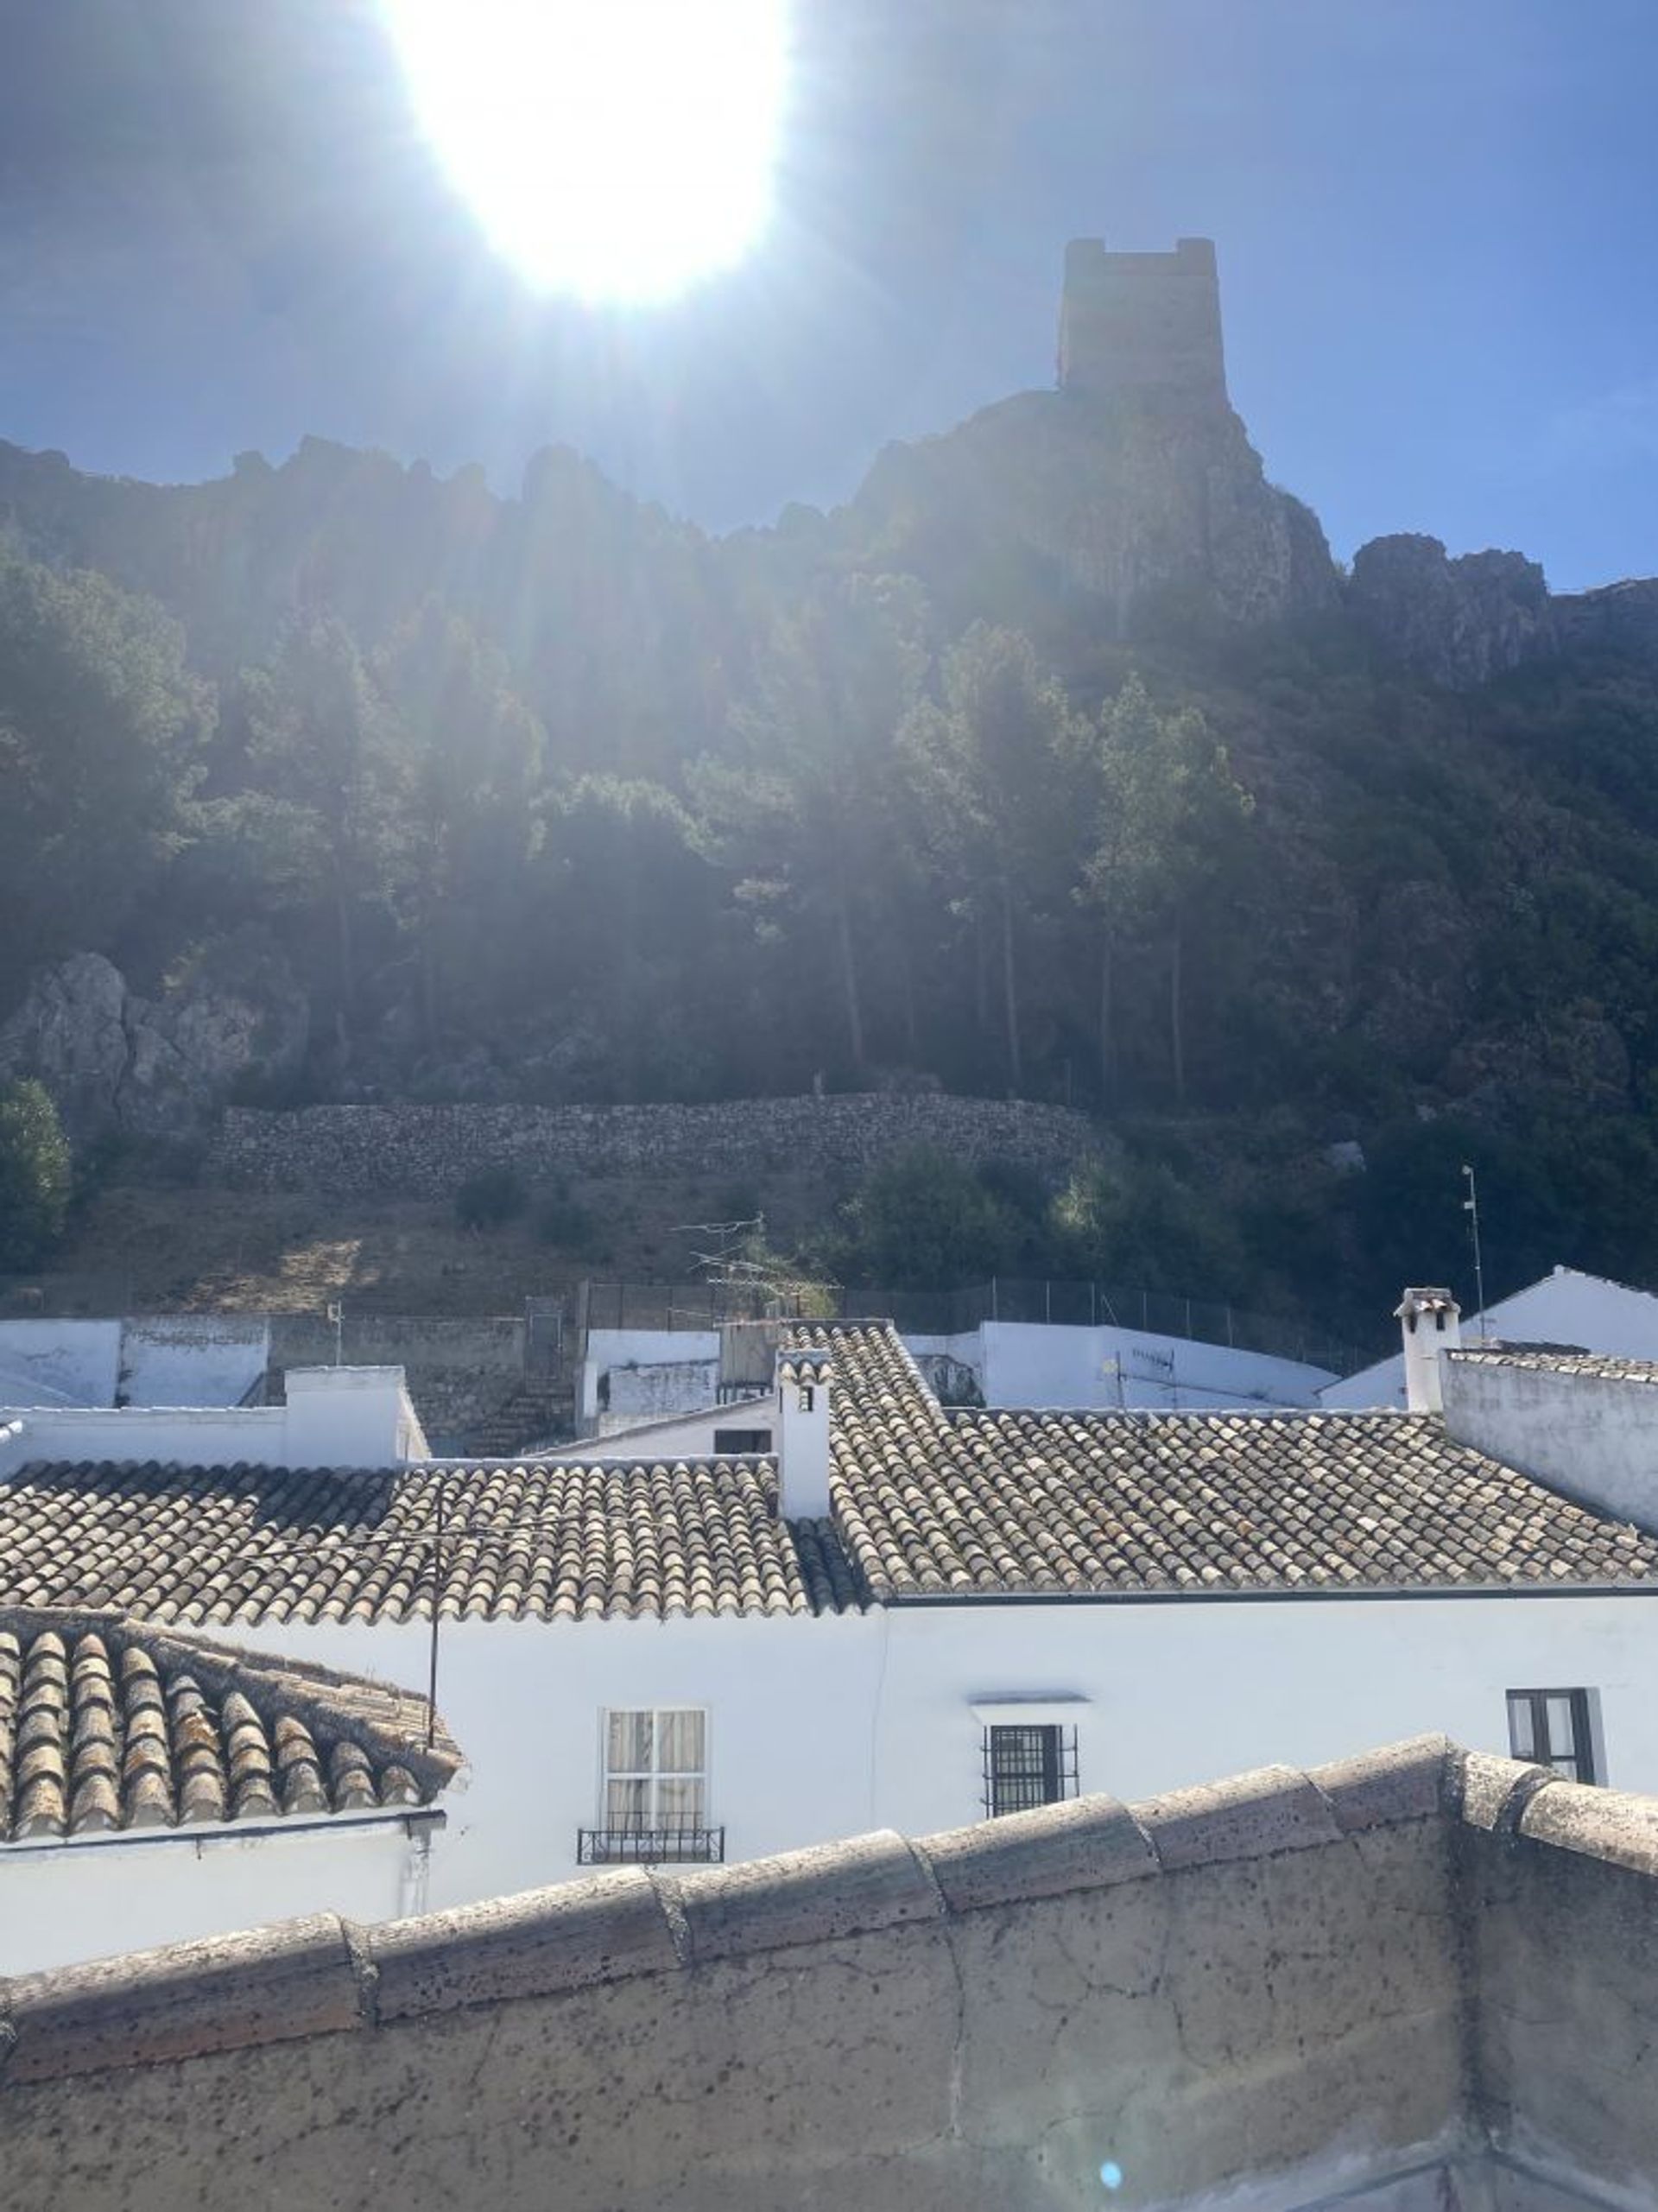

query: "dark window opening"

left=1507, top=1689, right=1597, bottom=1784
left=983, top=1723, right=1079, bottom=1817
left=713, top=1428, right=772, bottom=1455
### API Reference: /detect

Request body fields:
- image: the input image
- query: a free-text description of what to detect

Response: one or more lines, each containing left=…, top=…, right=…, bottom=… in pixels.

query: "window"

left=1507, top=1689, right=1598, bottom=1784
left=712, top=1427, right=772, bottom=1455
left=579, top=1708, right=723, bottom=1865
left=983, top=1723, right=1079, bottom=1817
left=797, top=1383, right=816, bottom=1412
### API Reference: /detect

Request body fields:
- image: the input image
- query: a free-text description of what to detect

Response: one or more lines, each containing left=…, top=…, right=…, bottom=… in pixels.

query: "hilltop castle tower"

left=1058, top=237, right=1228, bottom=409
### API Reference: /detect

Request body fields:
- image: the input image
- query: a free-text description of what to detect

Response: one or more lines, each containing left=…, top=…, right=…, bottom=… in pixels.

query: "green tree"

left=241, top=617, right=402, bottom=1061
left=695, top=574, right=928, bottom=1072
left=1077, top=674, right=1252, bottom=1104
left=839, top=1148, right=1025, bottom=1290
left=0, top=546, right=212, bottom=998
left=375, top=601, right=546, bottom=1047
left=902, top=624, right=1081, bottom=1094
left=0, top=1081, right=72, bottom=1271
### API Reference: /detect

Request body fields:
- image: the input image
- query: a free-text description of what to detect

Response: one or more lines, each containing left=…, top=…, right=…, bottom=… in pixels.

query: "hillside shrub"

left=534, top=1181, right=608, bottom=1259
left=453, top=1163, right=528, bottom=1232
left=0, top=1081, right=73, bottom=1270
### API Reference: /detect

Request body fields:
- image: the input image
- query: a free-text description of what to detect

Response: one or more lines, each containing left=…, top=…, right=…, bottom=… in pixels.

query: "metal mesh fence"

left=582, top=1277, right=1376, bottom=1379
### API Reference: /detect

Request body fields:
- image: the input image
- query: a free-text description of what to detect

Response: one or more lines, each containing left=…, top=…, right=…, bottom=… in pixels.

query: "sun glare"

left=382, top=0, right=788, bottom=303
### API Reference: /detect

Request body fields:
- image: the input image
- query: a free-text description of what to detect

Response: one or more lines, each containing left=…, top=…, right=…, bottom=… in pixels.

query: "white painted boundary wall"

left=0, top=1317, right=269, bottom=1411
left=1324, top=1265, right=1658, bottom=1408
left=222, top=1584, right=1658, bottom=1913
left=0, top=1814, right=436, bottom=1977
left=0, top=1322, right=120, bottom=1409
left=910, top=1320, right=1333, bottom=1410
left=579, top=1329, right=719, bottom=1426
left=117, top=1317, right=269, bottom=1408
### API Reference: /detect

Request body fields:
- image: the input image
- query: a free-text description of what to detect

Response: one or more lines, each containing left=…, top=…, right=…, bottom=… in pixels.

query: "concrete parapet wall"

left=7, top=1740, right=1655, bottom=2208
left=0, top=1740, right=1475, bottom=2211
left=207, top=1093, right=1100, bottom=1198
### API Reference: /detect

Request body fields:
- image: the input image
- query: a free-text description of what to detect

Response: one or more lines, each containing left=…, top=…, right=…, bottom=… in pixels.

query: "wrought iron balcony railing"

left=577, top=1824, right=725, bottom=1867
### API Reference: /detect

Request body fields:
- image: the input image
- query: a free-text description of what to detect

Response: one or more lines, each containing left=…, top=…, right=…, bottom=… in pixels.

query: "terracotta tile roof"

left=0, top=1457, right=861, bottom=1626
left=3, top=1324, right=1654, bottom=1626
left=1447, top=1345, right=1658, bottom=1385
left=797, top=1324, right=1658, bottom=1598
left=0, top=1608, right=459, bottom=1842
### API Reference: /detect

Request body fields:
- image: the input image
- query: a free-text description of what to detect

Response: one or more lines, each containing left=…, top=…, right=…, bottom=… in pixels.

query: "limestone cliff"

left=845, top=388, right=1340, bottom=637
left=1346, top=535, right=1555, bottom=688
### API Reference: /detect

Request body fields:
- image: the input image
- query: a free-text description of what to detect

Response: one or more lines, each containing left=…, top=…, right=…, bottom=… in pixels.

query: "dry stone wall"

left=207, top=1093, right=1099, bottom=1198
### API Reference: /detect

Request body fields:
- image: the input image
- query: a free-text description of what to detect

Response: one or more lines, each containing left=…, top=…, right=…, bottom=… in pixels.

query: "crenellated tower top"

left=1057, top=237, right=1228, bottom=409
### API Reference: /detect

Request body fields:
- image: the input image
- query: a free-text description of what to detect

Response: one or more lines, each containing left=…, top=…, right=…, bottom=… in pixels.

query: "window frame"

left=580, top=1705, right=722, bottom=1866
left=598, top=1705, right=712, bottom=1833
left=1506, top=1687, right=1598, bottom=1784
left=982, top=1721, right=1079, bottom=1818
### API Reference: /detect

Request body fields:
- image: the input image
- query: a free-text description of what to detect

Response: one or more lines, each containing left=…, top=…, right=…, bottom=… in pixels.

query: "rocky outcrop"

left=847, top=389, right=1340, bottom=637
left=0, top=948, right=307, bottom=1141
left=1347, top=535, right=1555, bottom=688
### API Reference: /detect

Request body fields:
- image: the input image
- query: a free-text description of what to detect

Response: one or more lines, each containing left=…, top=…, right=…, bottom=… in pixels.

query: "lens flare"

left=381, top=0, right=788, bottom=301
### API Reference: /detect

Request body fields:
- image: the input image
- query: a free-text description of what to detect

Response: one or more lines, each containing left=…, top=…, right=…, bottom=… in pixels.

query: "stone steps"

left=464, top=1384, right=573, bottom=1461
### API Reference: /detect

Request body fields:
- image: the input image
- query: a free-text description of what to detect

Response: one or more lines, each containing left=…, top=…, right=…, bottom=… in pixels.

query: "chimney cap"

left=776, top=1350, right=832, bottom=1390
left=1394, top=1287, right=1459, bottom=1322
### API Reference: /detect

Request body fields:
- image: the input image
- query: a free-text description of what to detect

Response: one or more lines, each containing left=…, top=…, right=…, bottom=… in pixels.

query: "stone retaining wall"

left=206, top=1094, right=1100, bottom=1198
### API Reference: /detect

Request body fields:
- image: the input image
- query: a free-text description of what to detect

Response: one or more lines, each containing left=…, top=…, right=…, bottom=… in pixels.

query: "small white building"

left=0, top=1363, right=429, bottom=1475
left=1321, top=1264, right=1658, bottom=1408
left=3, top=1306, right=1658, bottom=1921
left=0, top=1607, right=461, bottom=1974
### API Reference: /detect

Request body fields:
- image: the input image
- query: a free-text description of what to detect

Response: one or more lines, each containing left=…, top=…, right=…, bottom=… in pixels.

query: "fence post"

left=1045, top=1280, right=1052, bottom=1324
left=1185, top=1297, right=1193, bottom=1339
left=991, top=1277, right=998, bottom=1323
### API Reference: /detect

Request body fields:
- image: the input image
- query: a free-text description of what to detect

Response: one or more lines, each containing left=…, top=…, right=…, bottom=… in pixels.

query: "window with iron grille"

left=578, top=1708, right=723, bottom=1864
left=983, top=1723, right=1079, bottom=1816
left=1507, top=1689, right=1598, bottom=1784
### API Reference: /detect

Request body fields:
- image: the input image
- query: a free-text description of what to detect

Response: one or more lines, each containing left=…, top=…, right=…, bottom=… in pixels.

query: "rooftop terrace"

left=2, top=1737, right=1655, bottom=2208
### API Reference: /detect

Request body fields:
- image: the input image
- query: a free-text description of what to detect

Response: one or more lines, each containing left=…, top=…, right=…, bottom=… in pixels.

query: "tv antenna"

left=1461, top=1165, right=1489, bottom=1341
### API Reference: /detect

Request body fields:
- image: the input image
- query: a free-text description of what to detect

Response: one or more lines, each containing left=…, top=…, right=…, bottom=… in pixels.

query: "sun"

left=381, top=0, right=788, bottom=304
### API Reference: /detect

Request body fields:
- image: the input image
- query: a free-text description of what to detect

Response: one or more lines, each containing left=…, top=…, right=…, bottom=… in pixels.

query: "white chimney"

left=775, top=1350, right=832, bottom=1518
left=1395, top=1288, right=1462, bottom=1414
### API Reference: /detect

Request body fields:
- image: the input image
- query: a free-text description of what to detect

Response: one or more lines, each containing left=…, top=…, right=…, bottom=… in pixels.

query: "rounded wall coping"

left=3, top=1732, right=1630, bottom=2091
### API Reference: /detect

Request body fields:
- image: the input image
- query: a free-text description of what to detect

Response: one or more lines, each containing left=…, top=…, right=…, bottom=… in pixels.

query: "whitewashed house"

left=1321, top=1264, right=1658, bottom=1407
left=2, top=1304, right=1658, bottom=1918
left=579, top=1314, right=1336, bottom=1433
left=0, top=1607, right=461, bottom=1974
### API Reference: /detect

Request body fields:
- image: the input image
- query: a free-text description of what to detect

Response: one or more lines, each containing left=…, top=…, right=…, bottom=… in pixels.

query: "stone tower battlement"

left=1058, top=236, right=1228, bottom=408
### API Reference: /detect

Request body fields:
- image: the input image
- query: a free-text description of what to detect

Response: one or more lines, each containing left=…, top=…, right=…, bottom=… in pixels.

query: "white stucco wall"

left=0, top=1369, right=425, bottom=1474
left=1323, top=1267, right=1658, bottom=1409
left=579, top=1330, right=720, bottom=1423
left=216, top=1584, right=1658, bottom=1914
left=117, top=1317, right=269, bottom=1409
left=1442, top=1359, right=1658, bottom=1531
left=911, top=1321, right=1332, bottom=1410
left=0, top=1322, right=121, bottom=1409
left=0, top=1815, right=434, bottom=1976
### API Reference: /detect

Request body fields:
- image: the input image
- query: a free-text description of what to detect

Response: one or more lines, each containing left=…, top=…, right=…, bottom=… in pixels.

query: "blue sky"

left=1, top=0, right=1655, bottom=591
